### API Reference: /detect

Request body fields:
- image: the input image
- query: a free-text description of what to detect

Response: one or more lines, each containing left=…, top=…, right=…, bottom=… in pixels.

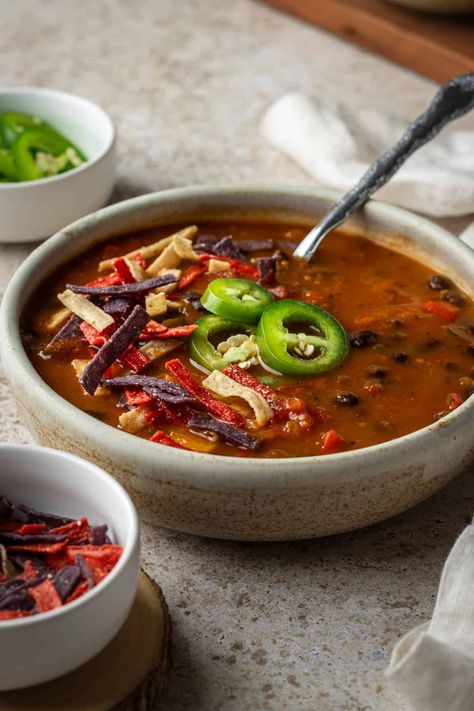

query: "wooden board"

left=0, top=571, right=171, bottom=711
left=264, top=0, right=474, bottom=83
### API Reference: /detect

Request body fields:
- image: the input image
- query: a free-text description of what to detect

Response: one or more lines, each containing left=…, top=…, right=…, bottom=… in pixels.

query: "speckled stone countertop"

left=1, top=1, right=473, bottom=709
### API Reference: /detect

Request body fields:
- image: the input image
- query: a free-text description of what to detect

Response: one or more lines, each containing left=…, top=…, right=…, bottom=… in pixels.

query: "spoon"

left=293, top=72, right=474, bottom=261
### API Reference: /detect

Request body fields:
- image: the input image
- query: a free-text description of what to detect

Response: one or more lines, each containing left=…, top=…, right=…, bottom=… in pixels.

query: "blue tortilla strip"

left=214, top=236, right=247, bottom=262
left=182, top=292, right=205, bottom=311
left=17, top=503, right=72, bottom=527
left=75, top=554, right=95, bottom=589
left=188, top=413, right=261, bottom=451
left=8, top=553, right=51, bottom=576
left=0, top=496, right=28, bottom=523
left=66, top=273, right=178, bottom=296
left=80, top=305, right=151, bottom=395
left=90, top=524, right=108, bottom=546
left=54, top=565, right=82, bottom=601
left=44, top=314, right=83, bottom=353
left=257, top=256, right=277, bottom=285
left=103, top=375, right=197, bottom=404
left=0, top=589, right=35, bottom=611
left=238, top=238, right=274, bottom=252
left=193, top=235, right=218, bottom=252
left=102, top=298, right=135, bottom=316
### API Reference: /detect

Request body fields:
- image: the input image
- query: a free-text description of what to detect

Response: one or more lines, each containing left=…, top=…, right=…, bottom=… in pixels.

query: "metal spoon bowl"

left=294, top=72, right=474, bottom=261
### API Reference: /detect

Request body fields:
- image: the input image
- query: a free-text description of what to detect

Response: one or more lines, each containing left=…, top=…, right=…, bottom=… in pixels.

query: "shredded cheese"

left=202, top=370, right=273, bottom=427
left=57, top=290, right=114, bottom=332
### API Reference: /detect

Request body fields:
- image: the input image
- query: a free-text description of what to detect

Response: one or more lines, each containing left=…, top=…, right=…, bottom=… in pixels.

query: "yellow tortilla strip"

left=146, top=235, right=200, bottom=277
left=139, top=338, right=181, bottom=362
left=45, top=307, right=72, bottom=332
left=202, top=370, right=273, bottom=427
left=119, top=406, right=151, bottom=433
left=207, top=258, right=230, bottom=274
left=57, top=289, right=114, bottom=332
left=124, top=257, right=148, bottom=282
left=145, top=292, right=167, bottom=318
left=98, top=226, right=198, bottom=272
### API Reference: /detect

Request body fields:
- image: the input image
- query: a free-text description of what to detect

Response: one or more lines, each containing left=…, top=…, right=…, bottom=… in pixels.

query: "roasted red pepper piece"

left=0, top=610, right=32, bottom=620
left=140, top=319, right=168, bottom=339
left=21, top=559, right=39, bottom=581
left=321, top=429, right=345, bottom=454
left=119, top=344, right=151, bottom=373
left=8, top=541, right=67, bottom=554
left=150, top=430, right=190, bottom=449
left=124, top=388, right=155, bottom=406
left=86, top=272, right=122, bottom=288
left=50, top=518, right=90, bottom=545
left=16, top=523, right=48, bottom=535
left=132, top=253, right=147, bottom=269
left=165, top=358, right=244, bottom=426
left=65, top=579, right=89, bottom=603
left=422, top=300, right=460, bottom=322
left=80, top=321, right=111, bottom=348
left=178, top=264, right=207, bottom=290
left=0, top=521, right=26, bottom=532
left=140, top=323, right=198, bottom=340
left=112, top=257, right=135, bottom=284
left=199, top=254, right=259, bottom=279
left=30, top=579, right=63, bottom=612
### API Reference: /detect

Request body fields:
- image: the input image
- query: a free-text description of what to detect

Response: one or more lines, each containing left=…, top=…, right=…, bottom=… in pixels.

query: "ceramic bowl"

left=0, top=87, right=116, bottom=243
left=0, top=185, right=473, bottom=541
left=0, top=444, right=139, bottom=690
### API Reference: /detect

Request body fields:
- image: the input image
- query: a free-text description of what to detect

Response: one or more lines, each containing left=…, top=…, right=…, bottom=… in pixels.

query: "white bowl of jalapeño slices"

left=0, top=87, right=116, bottom=243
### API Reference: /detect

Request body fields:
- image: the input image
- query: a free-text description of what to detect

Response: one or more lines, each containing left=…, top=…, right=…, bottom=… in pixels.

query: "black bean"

left=429, top=275, right=451, bottom=291
left=349, top=330, right=378, bottom=348
left=367, top=365, right=388, bottom=378
left=393, top=351, right=409, bottom=363
left=335, top=391, right=360, bottom=406
left=443, top=292, right=465, bottom=307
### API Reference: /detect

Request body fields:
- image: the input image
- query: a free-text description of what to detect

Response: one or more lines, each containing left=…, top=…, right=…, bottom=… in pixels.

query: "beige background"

left=1, top=1, right=473, bottom=709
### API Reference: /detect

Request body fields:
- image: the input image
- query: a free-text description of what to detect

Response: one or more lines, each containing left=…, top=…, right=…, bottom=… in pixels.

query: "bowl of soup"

left=0, top=185, right=473, bottom=540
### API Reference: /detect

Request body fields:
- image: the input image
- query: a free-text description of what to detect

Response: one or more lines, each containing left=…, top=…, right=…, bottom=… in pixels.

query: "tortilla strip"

left=202, top=370, right=273, bottom=427
left=98, top=226, right=198, bottom=272
left=72, top=359, right=109, bottom=396
left=147, top=235, right=200, bottom=277
left=139, top=338, right=181, bottom=362
left=207, top=258, right=231, bottom=274
left=124, top=257, right=148, bottom=281
left=119, top=406, right=151, bottom=433
left=45, top=307, right=72, bottom=332
left=57, top=290, right=114, bottom=332
left=145, top=292, right=167, bottom=318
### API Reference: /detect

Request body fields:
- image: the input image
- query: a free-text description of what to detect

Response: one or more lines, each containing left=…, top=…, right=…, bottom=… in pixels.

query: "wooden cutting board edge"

left=264, top=0, right=474, bottom=83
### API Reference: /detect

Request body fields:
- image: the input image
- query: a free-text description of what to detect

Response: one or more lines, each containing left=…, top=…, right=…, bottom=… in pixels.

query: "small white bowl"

left=0, top=87, right=116, bottom=243
left=0, top=444, right=139, bottom=690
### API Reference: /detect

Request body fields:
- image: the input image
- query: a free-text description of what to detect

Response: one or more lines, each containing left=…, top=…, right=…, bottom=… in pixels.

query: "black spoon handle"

left=294, top=72, right=474, bottom=260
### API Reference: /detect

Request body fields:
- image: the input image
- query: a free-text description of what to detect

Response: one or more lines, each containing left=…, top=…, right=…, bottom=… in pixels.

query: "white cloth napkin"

left=261, top=93, right=474, bottom=218
left=385, top=522, right=474, bottom=710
